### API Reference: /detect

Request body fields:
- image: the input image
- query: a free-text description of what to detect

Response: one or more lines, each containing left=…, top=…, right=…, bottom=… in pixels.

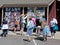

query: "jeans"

left=2, top=29, right=8, bottom=36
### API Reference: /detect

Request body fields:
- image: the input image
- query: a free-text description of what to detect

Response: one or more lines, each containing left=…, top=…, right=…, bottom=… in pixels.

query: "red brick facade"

left=48, top=0, right=56, bottom=24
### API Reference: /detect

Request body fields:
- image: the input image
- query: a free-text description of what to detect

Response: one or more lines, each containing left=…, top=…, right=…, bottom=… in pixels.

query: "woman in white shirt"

left=50, top=17, right=58, bottom=38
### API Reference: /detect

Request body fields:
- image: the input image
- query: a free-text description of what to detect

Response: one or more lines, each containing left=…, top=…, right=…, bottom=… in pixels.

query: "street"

left=0, top=31, right=60, bottom=45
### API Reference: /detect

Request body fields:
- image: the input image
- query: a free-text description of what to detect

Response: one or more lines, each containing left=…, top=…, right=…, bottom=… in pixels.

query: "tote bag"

left=2, top=24, right=8, bottom=29
left=53, top=25, right=59, bottom=31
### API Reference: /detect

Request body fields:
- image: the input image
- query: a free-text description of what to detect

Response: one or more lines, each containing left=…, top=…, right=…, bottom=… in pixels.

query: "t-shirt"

left=53, top=18, right=58, bottom=24
left=27, top=20, right=35, bottom=29
left=50, top=18, right=58, bottom=27
left=50, top=20, right=55, bottom=27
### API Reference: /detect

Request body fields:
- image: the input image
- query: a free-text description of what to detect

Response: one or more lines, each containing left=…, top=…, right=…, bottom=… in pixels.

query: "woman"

left=43, top=22, right=50, bottom=41
left=26, top=17, right=35, bottom=42
left=14, top=19, right=19, bottom=32
left=1, top=17, right=8, bottom=37
left=50, top=17, right=58, bottom=38
left=20, top=14, right=26, bottom=35
left=36, top=12, right=42, bottom=36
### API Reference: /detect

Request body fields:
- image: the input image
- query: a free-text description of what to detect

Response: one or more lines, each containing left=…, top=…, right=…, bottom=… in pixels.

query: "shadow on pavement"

left=23, top=39, right=31, bottom=42
left=23, top=39, right=28, bottom=41
left=16, top=33, right=21, bottom=35
left=34, top=37, right=44, bottom=41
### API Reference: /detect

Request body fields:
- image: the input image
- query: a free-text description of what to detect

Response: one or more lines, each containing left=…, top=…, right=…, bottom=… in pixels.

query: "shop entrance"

left=0, top=8, right=2, bottom=27
left=4, top=7, right=47, bottom=32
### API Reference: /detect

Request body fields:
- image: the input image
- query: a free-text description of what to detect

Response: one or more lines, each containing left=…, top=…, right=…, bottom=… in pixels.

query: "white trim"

left=48, top=0, right=54, bottom=6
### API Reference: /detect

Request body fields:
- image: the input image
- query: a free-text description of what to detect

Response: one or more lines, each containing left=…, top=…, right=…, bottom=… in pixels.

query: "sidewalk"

left=0, top=30, right=16, bottom=35
left=0, top=30, right=60, bottom=39
left=55, top=31, right=60, bottom=39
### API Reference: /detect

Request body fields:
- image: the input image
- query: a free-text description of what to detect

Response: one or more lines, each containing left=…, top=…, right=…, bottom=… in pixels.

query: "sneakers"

left=51, top=36, right=55, bottom=39
left=52, top=36, right=54, bottom=39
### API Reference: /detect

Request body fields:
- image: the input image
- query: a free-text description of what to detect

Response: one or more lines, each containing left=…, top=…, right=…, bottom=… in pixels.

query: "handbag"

left=53, top=25, right=59, bottom=30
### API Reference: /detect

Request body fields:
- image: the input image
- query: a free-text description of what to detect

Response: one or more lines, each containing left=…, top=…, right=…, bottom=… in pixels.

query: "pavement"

left=0, top=30, right=60, bottom=45
left=0, top=30, right=60, bottom=39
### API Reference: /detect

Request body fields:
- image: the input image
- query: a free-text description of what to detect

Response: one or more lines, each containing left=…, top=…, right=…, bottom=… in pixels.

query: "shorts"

left=26, top=28, right=33, bottom=36
left=43, top=27, right=50, bottom=36
left=43, top=30, right=48, bottom=36
left=15, top=25, right=17, bottom=28
left=20, top=23, right=25, bottom=28
left=51, top=27, right=56, bottom=33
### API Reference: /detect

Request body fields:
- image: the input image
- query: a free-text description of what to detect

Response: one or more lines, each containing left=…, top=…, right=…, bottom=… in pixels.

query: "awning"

left=0, top=0, right=54, bottom=7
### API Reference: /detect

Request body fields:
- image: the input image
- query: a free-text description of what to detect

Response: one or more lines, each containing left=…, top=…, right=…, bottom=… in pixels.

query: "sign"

left=5, top=7, right=20, bottom=12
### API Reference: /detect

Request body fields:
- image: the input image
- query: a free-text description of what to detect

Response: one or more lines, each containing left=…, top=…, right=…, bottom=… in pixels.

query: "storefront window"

left=4, top=7, right=46, bottom=31
left=5, top=7, right=21, bottom=30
